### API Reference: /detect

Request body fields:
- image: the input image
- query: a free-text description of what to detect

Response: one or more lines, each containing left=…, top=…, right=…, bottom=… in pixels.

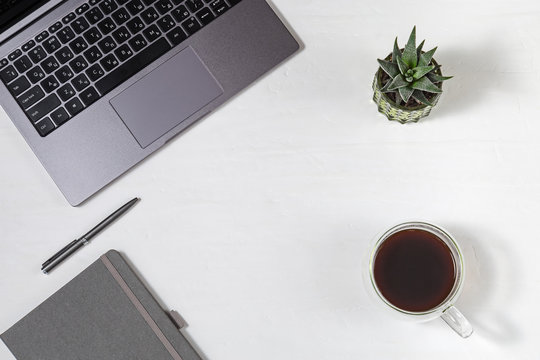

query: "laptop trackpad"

left=110, top=46, right=223, bottom=148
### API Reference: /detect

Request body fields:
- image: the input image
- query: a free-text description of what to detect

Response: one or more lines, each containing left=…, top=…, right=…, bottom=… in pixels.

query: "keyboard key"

left=55, top=46, right=74, bottom=64
left=72, top=73, right=90, bottom=91
left=83, top=46, right=103, bottom=63
left=62, top=12, right=76, bottom=24
left=166, top=27, right=186, bottom=45
left=70, top=56, right=89, bottom=73
left=157, top=15, right=175, bottom=32
left=171, top=5, right=189, bottom=22
left=14, top=55, right=33, bottom=72
left=114, top=44, right=133, bottom=61
left=142, top=24, right=161, bottom=42
left=142, top=0, right=157, bottom=5
left=56, top=65, right=74, bottom=83
left=0, top=58, right=8, bottom=69
left=86, top=63, right=105, bottom=81
left=171, top=0, right=183, bottom=5
left=69, top=37, right=89, bottom=54
left=57, top=83, right=76, bottom=101
left=42, top=56, right=60, bottom=74
left=196, top=8, right=214, bottom=25
left=80, top=86, right=100, bottom=105
left=35, top=117, right=56, bottom=136
left=126, top=0, right=144, bottom=15
left=117, top=0, right=130, bottom=4
left=112, top=8, right=131, bottom=25
left=17, top=85, right=45, bottom=109
left=185, top=0, right=203, bottom=12
left=126, top=17, right=145, bottom=34
left=71, top=17, right=90, bottom=34
left=97, top=18, right=116, bottom=35
left=83, top=27, right=102, bottom=44
left=43, top=36, right=61, bottom=53
left=7, top=76, right=31, bottom=96
left=76, top=3, right=90, bottom=15
left=28, top=46, right=47, bottom=63
left=36, top=30, right=50, bottom=41
left=65, top=97, right=84, bottom=116
left=128, top=34, right=147, bottom=51
left=48, top=22, right=62, bottom=33
left=140, top=7, right=159, bottom=24
left=27, top=66, right=46, bottom=83
left=100, top=54, right=119, bottom=71
left=8, top=49, right=22, bottom=61
left=22, top=40, right=36, bottom=52
left=50, top=107, right=70, bottom=125
left=0, top=65, right=18, bottom=83
left=181, top=17, right=201, bottom=35
left=228, top=0, right=241, bottom=5
left=99, top=0, right=118, bottom=14
left=210, top=0, right=228, bottom=15
left=86, top=8, right=105, bottom=24
left=57, top=27, right=76, bottom=43
left=98, top=36, right=117, bottom=53
left=26, top=94, right=61, bottom=122
left=155, top=0, right=173, bottom=14
left=112, top=26, right=131, bottom=43
left=96, top=38, right=170, bottom=94
left=40, top=75, right=60, bottom=92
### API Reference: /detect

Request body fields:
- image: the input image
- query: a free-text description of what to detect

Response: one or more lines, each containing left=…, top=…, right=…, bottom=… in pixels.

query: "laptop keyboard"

left=0, top=0, right=242, bottom=137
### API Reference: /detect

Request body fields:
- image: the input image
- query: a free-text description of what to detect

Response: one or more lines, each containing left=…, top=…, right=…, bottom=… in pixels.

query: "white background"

left=1, top=0, right=539, bottom=358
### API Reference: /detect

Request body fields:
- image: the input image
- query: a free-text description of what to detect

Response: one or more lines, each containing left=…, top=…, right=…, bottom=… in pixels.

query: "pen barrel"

left=42, top=240, right=86, bottom=274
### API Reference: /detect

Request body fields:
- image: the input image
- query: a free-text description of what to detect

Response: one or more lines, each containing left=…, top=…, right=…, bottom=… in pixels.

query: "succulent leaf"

left=380, top=79, right=393, bottom=92
left=377, top=59, right=400, bottom=78
left=412, top=65, right=435, bottom=80
left=418, top=47, right=437, bottom=67
left=411, top=89, right=435, bottom=106
left=398, top=86, right=414, bottom=103
left=392, top=38, right=400, bottom=64
left=396, top=54, right=409, bottom=74
left=411, top=76, right=442, bottom=93
left=387, top=74, right=409, bottom=90
left=402, top=26, right=418, bottom=68
left=416, top=40, right=425, bottom=60
left=428, top=72, right=453, bottom=83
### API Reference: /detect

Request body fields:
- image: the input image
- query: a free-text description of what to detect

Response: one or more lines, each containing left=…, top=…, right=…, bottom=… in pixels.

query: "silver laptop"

left=0, top=0, right=299, bottom=205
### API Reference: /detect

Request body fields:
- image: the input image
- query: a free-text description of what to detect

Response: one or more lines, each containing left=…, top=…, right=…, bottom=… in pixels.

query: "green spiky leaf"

left=387, top=74, right=409, bottom=90
left=411, top=76, right=442, bottom=93
left=416, top=40, right=425, bottom=60
left=377, top=59, right=400, bottom=78
left=398, top=86, right=414, bottom=103
left=411, top=89, right=435, bottom=106
left=402, top=26, right=418, bottom=68
left=418, top=47, right=437, bottom=67
left=392, top=38, right=400, bottom=64
left=412, top=65, right=435, bottom=80
left=428, top=72, right=453, bottom=83
left=396, top=54, right=409, bottom=74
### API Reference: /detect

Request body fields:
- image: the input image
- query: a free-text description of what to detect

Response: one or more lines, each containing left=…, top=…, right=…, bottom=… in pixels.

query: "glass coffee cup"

left=367, top=221, right=473, bottom=338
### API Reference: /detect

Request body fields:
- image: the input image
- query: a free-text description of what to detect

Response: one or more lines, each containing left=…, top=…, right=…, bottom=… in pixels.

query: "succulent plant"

left=377, top=26, right=452, bottom=107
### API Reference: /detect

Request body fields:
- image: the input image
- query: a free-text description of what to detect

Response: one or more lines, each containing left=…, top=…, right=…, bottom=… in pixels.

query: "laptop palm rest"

left=110, top=46, right=224, bottom=148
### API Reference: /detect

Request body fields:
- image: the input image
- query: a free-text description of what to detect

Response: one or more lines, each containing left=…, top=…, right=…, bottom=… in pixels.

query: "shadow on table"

left=444, top=224, right=522, bottom=344
left=431, top=42, right=525, bottom=118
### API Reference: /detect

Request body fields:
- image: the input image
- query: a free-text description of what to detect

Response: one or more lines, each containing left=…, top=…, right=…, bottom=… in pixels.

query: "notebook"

left=1, top=250, right=202, bottom=360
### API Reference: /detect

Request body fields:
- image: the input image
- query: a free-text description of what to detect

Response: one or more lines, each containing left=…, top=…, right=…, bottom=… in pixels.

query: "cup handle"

left=441, top=306, right=473, bottom=338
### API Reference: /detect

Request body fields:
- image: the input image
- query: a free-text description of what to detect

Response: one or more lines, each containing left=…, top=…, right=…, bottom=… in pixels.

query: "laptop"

left=0, top=0, right=299, bottom=205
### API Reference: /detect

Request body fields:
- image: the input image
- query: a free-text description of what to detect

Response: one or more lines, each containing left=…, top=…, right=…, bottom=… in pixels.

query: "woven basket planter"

left=373, top=56, right=443, bottom=124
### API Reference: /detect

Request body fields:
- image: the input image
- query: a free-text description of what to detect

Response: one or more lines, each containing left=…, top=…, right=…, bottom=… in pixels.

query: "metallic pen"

left=42, top=197, right=139, bottom=274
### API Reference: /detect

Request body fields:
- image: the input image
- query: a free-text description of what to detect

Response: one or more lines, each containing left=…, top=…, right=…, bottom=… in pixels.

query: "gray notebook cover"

left=1, top=250, right=202, bottom=360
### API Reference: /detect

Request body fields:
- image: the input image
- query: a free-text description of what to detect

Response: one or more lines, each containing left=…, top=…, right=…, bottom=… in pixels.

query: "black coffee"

left=373, top=229, right=456, bottom=312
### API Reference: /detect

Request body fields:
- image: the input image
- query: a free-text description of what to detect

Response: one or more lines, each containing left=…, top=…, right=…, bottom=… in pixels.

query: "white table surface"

left=1, top=0, right=539, bottom=358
